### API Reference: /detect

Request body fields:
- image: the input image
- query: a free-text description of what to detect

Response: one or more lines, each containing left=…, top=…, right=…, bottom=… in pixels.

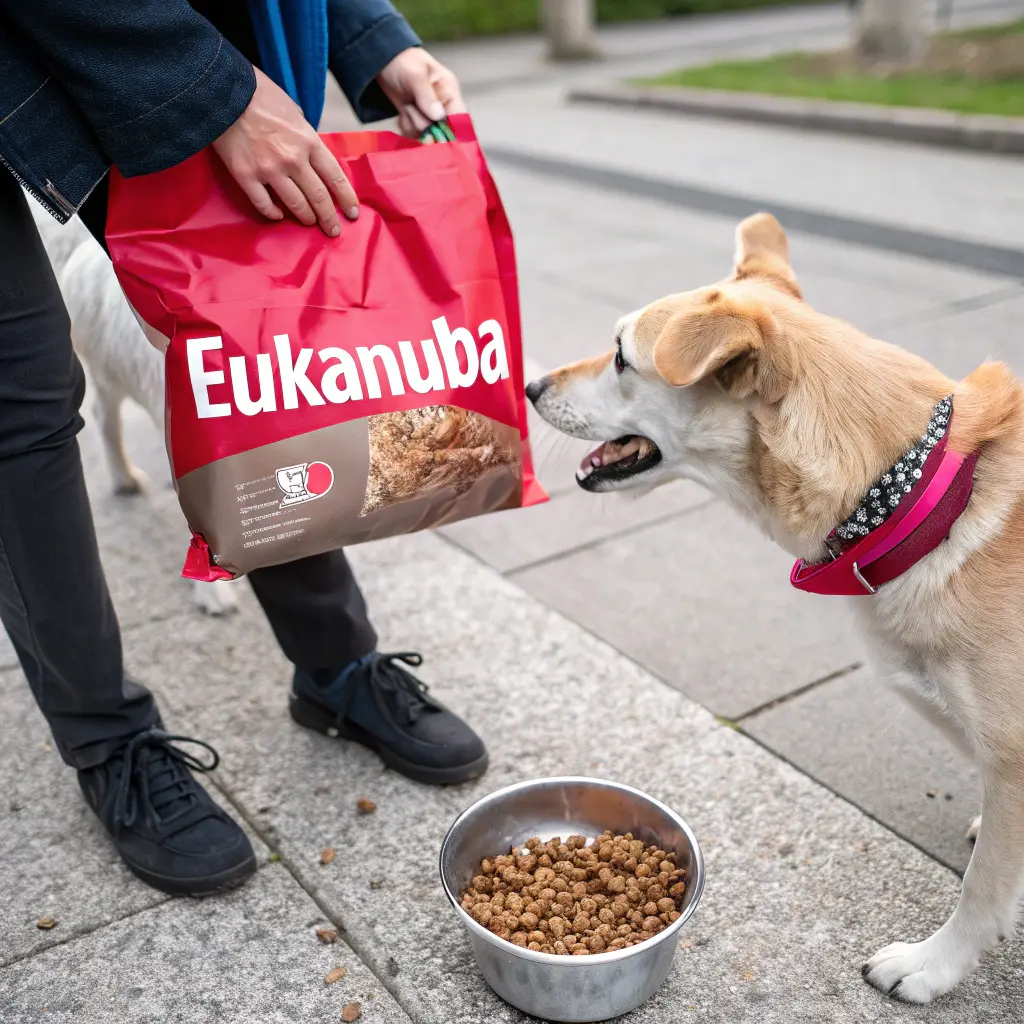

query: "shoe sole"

left=124, top=852, right=258, bottom=898
left=289, top=695, right=489, bottom=786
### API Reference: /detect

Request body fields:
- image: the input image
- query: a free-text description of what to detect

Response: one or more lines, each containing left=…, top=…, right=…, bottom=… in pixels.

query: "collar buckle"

left=851, top=561, right=877, bottom=595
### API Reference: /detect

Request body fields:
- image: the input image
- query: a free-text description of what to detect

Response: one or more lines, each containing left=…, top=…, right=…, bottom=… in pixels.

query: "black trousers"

left=0, top=168, right=377, bottom=770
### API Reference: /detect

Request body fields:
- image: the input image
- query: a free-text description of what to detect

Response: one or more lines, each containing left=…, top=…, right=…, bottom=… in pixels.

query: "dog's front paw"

left=863, top=937, right=973, bottom=1003
left=192, top=579, right=239, bottom=617
left=966, top=814, right=982, bottom=842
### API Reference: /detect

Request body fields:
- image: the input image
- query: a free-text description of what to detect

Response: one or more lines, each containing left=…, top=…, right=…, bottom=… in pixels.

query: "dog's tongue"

left=580, top=437, right=647, bottom=472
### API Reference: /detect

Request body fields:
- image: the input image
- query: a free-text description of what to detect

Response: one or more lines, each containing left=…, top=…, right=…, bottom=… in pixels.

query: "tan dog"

left=526, top=214, right=1024, bottom=1003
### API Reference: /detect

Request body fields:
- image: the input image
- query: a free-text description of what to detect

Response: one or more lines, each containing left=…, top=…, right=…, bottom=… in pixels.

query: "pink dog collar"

left=791, top=419, right=979, bottom=597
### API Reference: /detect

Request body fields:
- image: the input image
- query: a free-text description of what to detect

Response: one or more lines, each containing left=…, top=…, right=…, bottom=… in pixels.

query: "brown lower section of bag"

left=175, top=410, right=523, bottom=576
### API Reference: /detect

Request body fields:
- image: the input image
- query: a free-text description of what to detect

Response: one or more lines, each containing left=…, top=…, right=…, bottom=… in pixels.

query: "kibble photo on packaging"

left=361, top=405, right=518, bottom=516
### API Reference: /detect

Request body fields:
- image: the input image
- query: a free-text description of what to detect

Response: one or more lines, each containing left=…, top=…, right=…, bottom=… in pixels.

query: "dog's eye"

left=614, top=346, right=626, bottom=374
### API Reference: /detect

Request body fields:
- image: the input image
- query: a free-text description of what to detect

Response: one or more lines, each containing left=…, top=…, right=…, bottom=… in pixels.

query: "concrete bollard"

left=541, top=0, right=599, bottom=61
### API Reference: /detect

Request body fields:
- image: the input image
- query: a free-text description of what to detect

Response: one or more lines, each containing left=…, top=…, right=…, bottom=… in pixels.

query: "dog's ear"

left=652, top=290, right=789, bottom=402
left=732, top=213, right=802, bottom=299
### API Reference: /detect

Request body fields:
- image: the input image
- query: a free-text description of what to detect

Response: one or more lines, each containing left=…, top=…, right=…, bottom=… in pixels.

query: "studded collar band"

left=832, top=395, right=952, bottom=548
left=791, top=397, right=979, bottom=596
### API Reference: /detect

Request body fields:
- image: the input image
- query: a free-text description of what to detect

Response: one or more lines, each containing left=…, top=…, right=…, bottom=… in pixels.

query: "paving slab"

left=785, top=240, right=1018, bottom=318
left=522, top=228, right=1000, bottom=345
left=467, top=83, right=1024, bottom=254
left=0, top=864, right=413, bottom=1024
left=0, top=663, right=271, bottom=969
left=107, top=529, right=1024, bottom=1023
left=0, top=666, right=170, bottom=968
left=491, top=164, right=1013, bottom=360
left=883, top=291, right=1024, bottom=381
left=441, top=480, right=709, bottom=573
left=743, top=667, right=982, bottom=874
left=786, top=245, right=1019, bottom=337
left=511, top=191, right=682, bottom=280
left=510, top=499, right=861, bottom=719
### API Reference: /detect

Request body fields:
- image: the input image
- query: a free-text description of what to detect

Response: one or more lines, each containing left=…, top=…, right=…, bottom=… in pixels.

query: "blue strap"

left=249, top=0, right=299, bottom=102
left=290, top=0, right=328, bottom=129
left=248, top=0, right=327, bottom=128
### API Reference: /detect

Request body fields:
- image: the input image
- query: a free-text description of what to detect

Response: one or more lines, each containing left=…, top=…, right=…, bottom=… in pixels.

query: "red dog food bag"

left=106, top=115, right=546, bottom=579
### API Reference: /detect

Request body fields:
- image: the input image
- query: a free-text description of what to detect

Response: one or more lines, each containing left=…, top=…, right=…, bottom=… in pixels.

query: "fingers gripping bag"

left=106, top=115, right=546, bottom=580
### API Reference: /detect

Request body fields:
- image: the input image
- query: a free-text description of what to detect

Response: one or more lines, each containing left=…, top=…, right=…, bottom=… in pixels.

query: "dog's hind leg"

left=191, top=579, right=239, bottom=617
left=92, top=379, right=149, bottom=496
left=863, top=761, right=1024, bottom=1002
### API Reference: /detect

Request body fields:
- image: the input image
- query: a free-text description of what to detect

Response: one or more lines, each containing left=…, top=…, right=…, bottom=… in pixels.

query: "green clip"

left=419, top=119, right=456, bottom=145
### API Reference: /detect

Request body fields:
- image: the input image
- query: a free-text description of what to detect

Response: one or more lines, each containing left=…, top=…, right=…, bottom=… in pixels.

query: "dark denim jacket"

left=0, top=0, right=419, bottom=221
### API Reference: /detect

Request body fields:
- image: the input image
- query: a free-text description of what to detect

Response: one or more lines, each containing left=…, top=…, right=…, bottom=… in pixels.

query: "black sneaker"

left=289, top=651, right=488, bottom=785
left=78, top=729, right=257, bottom=896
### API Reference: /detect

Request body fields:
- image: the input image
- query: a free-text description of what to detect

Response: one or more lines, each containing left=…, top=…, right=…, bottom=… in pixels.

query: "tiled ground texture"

left=5, top=2, right=1024, bottom=1020
left=6, top=451, right=1024, bottom=1021
left=2, top=864, right=413, bottom=1024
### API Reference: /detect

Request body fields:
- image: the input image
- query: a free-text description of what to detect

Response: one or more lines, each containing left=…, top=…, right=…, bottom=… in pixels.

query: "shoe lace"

left=333, top=651, right=434, bottom=729
left=112, top=729, right=220, bottom=835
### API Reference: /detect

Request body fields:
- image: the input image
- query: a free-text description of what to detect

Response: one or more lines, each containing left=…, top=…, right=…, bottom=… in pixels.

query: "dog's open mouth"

left=577, top=435, right=662, bottom=489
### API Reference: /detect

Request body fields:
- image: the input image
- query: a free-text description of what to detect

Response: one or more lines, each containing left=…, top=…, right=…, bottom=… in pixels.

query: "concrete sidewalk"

left=5, top=3, right=1024, bottom=1020
left=3, top=383, right=1022, bottom=1023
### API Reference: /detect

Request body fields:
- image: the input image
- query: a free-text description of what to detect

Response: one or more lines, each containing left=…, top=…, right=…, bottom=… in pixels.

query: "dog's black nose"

left=525, top=378, right=549, bottom=404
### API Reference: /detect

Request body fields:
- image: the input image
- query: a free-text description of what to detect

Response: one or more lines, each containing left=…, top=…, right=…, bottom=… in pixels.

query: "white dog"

left=30, top=201, right=238, bottom=616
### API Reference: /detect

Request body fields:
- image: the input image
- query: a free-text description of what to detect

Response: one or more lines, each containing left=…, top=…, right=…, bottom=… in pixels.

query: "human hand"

left=212, top=68, right=358, bottom=236
left=377, top=48, right=466, bottom=138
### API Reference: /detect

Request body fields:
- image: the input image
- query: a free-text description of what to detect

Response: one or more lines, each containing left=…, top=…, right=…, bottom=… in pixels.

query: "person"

left=0, top=0, right=487, bottom=898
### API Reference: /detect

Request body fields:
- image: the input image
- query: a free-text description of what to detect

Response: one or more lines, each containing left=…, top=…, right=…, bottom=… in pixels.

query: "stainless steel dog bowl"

left=440, top=777, right=705, bottom=1022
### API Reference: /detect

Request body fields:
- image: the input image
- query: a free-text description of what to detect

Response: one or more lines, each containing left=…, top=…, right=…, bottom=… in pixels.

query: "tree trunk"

left=541, top=0, right=599, bottom=61
left=854, top=0, right=927, bottom=65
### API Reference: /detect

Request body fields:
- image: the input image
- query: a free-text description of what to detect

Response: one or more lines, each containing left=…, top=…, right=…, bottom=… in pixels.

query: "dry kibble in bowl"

left=459, top=832, right=686, bottom=956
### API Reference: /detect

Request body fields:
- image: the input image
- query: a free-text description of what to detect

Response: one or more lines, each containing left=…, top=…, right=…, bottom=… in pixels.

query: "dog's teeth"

left=579, top=445, right=607, bottom=473
left=619, top=438, right=641, bottom=461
